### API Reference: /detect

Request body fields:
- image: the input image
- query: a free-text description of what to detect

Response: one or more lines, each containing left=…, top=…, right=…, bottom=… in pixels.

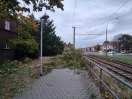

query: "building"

left=0, top=18, right=18, bottom=62
left=101, top=42, right=116, bottom=52
left=64, top=43, right=73, bottom=52
left=86, top=46, right=96, bottom=52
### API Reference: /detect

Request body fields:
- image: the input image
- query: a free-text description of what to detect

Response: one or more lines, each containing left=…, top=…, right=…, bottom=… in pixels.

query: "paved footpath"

left=14, top=68, right=102, bottom=99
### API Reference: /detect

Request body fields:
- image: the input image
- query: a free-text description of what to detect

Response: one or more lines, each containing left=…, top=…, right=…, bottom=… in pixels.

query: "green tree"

left=94, top=44, right=101, bottom=51
left=9, top=14, right=39, bottom=59
left=119, top=34, right=132, bottom=52
left=0, top=0, right=64, bottom=19
left=34, top=19, right=64, bottom=56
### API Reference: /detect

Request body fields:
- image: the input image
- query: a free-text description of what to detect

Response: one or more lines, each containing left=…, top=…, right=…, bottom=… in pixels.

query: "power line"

left=102, top=0, right=130, bottom=25
left=72, top=0, right=77, bottom=27
left=88, top=0, right=130, bottom=37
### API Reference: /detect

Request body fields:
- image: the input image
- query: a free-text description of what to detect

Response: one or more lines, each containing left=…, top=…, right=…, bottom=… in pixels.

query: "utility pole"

left=72, top=27, right=76, bottom=49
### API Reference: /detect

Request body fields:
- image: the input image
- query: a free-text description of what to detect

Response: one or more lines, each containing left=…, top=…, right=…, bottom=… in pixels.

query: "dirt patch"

left=30, top=57, right=53, bottom=68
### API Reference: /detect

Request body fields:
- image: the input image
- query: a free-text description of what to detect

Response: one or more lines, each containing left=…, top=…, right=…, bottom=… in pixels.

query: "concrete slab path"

left=13, top=68, right=102, bottom=99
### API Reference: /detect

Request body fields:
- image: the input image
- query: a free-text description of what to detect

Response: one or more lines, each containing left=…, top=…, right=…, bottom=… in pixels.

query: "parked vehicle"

left=121, top=51, right=127, bottom=54
left=108, top=51, right=116, bottom=54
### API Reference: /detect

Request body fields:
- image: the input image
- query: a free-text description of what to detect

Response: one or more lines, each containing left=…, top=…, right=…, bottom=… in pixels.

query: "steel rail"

left=83, top=56, right=132, bottom=99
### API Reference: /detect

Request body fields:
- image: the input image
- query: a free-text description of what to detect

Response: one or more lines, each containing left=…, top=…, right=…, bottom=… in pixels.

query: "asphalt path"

left=85, top=51, right=132, bottom=60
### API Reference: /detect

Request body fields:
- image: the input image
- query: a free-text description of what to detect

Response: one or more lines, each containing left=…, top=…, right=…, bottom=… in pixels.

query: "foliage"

left=94, top=44, right=101, bottom=51
left=120, top=34, right=132, bottom=52
left=51, top=49, right=86, bottom=69
left=9, top=14, right=39, bottom=59
left=10, top=30, right=39, bottom=59
left=17, top=13, right=39, bottom=32
left=0, top=0, right=7, bottom=18
left=0, top=0, right=64, bottom=19
left=0, top=58, right=54, bottom=99
left=112, top=34, right=132, bottom=52
left=103, top=41, right=109, bottom=43
left=0, top=60, right=20, bottom=76
left=33, top=18, right=64, bottom=56
left=0, top=60, right=27, bottom=99
left=43, top=19, right=64, bottom=56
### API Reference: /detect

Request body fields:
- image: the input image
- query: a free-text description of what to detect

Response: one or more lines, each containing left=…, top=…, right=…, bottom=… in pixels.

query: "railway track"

left=84, top=55, right=132, bottom=81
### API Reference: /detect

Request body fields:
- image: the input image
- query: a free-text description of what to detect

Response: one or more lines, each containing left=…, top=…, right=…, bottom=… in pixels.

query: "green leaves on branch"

left=0, top=0, right=64, bottom=18
left=9, top=31, right=39, bottom=59
left=9, top=14, right=39, bottom=59
left=42, top=20, right=64, bottom=56
left=51, top=50, right=86, bottom=69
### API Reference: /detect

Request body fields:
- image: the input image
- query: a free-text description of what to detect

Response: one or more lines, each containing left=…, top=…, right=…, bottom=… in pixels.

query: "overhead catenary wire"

left=93, top=0, right=130, bottom=35
left=73, top=0, right=130, bottom=47
left=84, top=0, right=130, bottom=38
left=75, top=0, right=130, bottom=42
left=102, top=0, right=130, bottom=25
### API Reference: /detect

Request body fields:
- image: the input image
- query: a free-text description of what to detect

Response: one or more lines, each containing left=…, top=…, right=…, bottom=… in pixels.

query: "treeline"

left=9, top=14, right=64, bottom=59
left=112, top=34, right=132, bottom=52
left=0, top=0, right=64, bottom=59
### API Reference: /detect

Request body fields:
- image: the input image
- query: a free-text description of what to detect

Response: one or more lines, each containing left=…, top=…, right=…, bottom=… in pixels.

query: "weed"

left=0, top=58, right=55, bottom=99
left=90, top=93, right=97, bottom=99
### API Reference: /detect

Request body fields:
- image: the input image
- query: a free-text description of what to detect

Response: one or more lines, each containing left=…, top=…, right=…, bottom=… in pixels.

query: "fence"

left=83, top=56, right=132, bottom=99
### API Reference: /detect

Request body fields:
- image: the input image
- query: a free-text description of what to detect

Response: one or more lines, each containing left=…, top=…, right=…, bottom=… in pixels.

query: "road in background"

left=85, top=51, right=132, bottom=60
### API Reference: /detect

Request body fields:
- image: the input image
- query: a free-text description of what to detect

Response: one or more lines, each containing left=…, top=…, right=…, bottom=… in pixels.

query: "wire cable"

left=102, top=0, right=130, bottom=24
left=89, top=0, right=130, bottom=36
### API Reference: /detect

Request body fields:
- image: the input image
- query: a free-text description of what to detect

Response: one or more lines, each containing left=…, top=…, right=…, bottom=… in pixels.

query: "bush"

left=0, top=60, right=20, bottom=76
left=51, top=49, right=86, bottom=69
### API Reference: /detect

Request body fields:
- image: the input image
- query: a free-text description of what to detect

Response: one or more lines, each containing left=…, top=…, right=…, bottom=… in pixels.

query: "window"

left=5, top=21, right=10, bottom=30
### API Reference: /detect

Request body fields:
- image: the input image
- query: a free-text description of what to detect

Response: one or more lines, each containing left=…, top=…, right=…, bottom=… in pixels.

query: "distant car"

left=108, top=51, right=116, bottom=54
left=121, top=51, right=127, bottom=54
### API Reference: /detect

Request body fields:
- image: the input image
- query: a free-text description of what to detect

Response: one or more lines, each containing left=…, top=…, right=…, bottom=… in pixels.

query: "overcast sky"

left=32, top=0, right=132, bottom=48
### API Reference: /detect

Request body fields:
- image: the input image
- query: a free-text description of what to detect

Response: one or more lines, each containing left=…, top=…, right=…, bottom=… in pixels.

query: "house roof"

left=102, top=42, right=115, bottom=46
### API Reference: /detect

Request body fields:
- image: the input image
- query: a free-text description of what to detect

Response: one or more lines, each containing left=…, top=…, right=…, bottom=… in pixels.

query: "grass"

left=90, top=93, right=97, bottom=99
left=106, top=56, right=132, bottom=64
left=0, top=58, right=54, bottom=99
left=98, top=54, right=132, bottom=64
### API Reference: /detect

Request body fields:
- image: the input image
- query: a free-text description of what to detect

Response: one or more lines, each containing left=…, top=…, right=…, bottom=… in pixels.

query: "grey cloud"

left=33, top=0, right=132, bottom=48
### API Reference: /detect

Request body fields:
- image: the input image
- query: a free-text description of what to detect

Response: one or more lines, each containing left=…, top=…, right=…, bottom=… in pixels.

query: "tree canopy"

left=42, top=19, right=64, bottom=56
left=120, top=34, right=132, bottom=52
left=32, top=18, right=64, bottom=56
left=9, top=14, right=39, bottom=59
left=112, top=34, right=132, bottom=52
left=0, top=0, right=64, bottom=18
left=94, top=44, right=101, bottom=51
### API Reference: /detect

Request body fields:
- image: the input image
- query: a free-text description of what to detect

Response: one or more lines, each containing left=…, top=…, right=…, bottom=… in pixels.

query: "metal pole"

left=105, top=18, right=118, bottom=56
left=40, top=19, right=43, bottom=77
left=100, top=68, right=103, bottom=93
left=73, top=27, right=76, bottom=49
left=106, top=22, right=108, bottom=56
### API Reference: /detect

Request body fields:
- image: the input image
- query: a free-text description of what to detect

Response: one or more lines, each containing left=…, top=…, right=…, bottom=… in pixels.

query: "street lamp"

left=40, top=13, right=49, bottom=77
left=105, top=18, right=118, bottom=56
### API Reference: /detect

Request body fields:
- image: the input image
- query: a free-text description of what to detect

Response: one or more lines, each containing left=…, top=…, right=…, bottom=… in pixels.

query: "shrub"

left=51, top=49, right=86, bottom=69
left=0, top=60, right=20, bottom=76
